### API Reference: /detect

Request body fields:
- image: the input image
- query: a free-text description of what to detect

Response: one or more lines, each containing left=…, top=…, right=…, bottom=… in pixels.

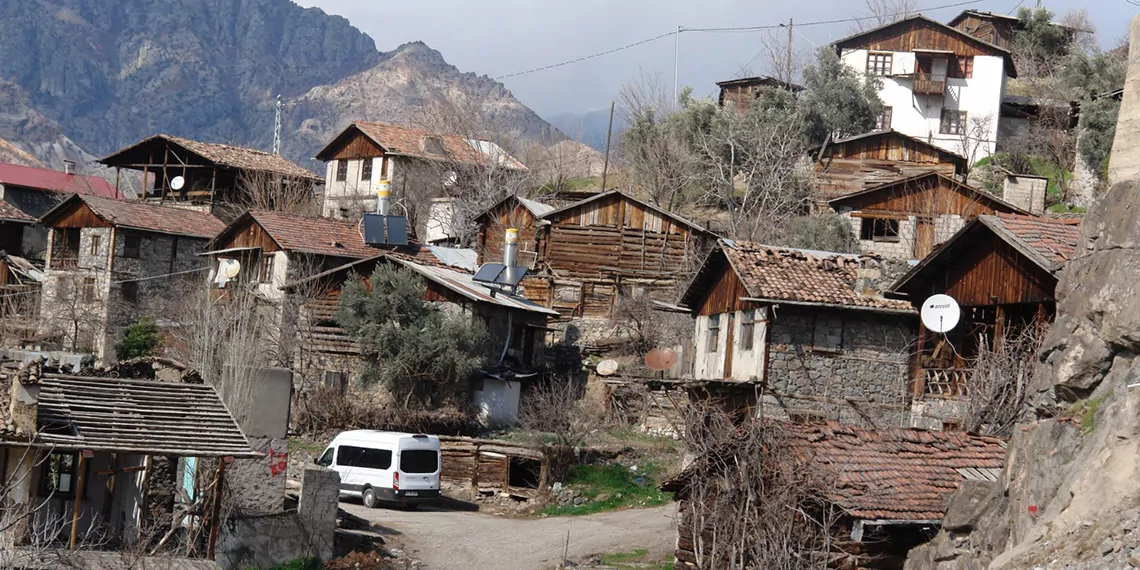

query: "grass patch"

left=1066, top=389, right=1113, bottom=433
left=598, top=549, right=673, bottom=569
left=288, top=436, right=326, bottom=455
left=539, top=463, right=672, bottom=517
left=536, top=176, right=603, bottom=194
left=257, top=557, right=321, bottom=570
left=1048, top=203, right=1087, bottom=214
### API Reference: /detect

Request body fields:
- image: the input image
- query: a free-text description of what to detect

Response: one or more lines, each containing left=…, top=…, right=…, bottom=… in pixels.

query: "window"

left=740, top=309, right=757, bottom=351
left=88, top=234, right=101, bottom=256
left=336, top=159, right=348, bottom=181
left=379, top=157, right=389, bottom=179
left=866, top=52, right=892, bottom=76
left=39, top=452, right=79, bottom=497
left=336, top=445, right=393, bottom=470
left=361, top=158, right=373, bottom=181
left=122, top=234, right=141, bottom=259
left=400, top=450, right=439, bottom=474
left=940, top=109, right=968, bottom=135
left=811, top=314, right=843, bottom=354
left=875, top=107, right=893, bottom=130
left=259, top=253, right=275, bottom=284
left=954, top=56, right=974, bottom=79
left=942, top=421, right=963, bottom=432
left=707, top=314, right=721, bottom=353
left=860, top=217, right=900, bottom=242
left=121, top=281, right=138, bottom=304
left=316, top=448, right=334, bottom=467
left=82, top=277, right=96, bottom=303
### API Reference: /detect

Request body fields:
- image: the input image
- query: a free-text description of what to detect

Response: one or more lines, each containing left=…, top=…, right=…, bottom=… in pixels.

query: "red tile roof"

left=987, top=214, right=1081, bottom=267
left=785, top=423, right=1006, bottom=521
left=0, top=200, right=33, bottom=223
left=0, top=163, right=118, bottom=198
left=320, top=122, right=526, bottom=170
left=44, top=195, right=224, bottom=239
left=102, top=135, right=322, bottom=182
left=723, top=241, right=914, bottom=312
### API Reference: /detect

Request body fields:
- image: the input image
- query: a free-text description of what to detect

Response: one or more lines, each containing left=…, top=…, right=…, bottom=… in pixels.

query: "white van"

left=316, top=430, right=442, bottom=508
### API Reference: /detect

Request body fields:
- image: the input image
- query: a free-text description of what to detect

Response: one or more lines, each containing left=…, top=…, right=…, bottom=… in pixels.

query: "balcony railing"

left=923, top=368, right=970, bottom=397
left=912, top=73, right=947, bottom=95
left=50, top=257, right=79, bottom=270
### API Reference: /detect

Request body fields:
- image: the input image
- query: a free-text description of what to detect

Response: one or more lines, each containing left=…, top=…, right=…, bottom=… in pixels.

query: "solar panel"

left=472, top=263, right=529, bottom=289
left=385, top=216, right=408, bottom=245
left=473, top=263, right=506, bottom=284
left=502, top=265, right=528, bottom=287
left=362, top=214, right=409, bottom=246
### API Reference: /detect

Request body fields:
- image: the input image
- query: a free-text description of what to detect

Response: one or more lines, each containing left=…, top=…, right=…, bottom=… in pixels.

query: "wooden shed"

left=812, top=130, right=968, bottom=202
left=473, top=195, right=554, bottom=268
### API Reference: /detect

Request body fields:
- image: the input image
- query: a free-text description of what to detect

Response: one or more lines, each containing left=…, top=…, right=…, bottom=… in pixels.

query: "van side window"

left=337, top=445, right=392, bottom=470
left=317, top=448, right=334, bottom=467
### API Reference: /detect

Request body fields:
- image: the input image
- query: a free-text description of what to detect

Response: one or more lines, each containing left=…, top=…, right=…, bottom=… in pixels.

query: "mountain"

left=547, top=107, right=629, bottom=151
left=0, top=0, right=558, bottom=170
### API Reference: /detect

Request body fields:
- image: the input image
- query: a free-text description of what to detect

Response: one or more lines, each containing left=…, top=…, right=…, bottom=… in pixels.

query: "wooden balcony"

left=923, top=368, right=970, bottom=398
left=912, top=73, right=947, bottom=96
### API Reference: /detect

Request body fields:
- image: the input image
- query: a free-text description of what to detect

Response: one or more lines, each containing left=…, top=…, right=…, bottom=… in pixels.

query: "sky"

left=294, top=0, right=1136, bottom=119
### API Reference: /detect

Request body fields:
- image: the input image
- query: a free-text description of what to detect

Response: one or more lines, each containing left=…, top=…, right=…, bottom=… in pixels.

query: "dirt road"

left=341, top=502, right=677, bottom=570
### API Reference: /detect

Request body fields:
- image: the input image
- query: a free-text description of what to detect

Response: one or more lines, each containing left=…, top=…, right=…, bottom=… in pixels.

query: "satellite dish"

left=214, top=258, right=242, bottom=288
left=170, top=176, right=185, bottom=191
left=645, top=348, right=678, bottom=372
left=596, top=359, right=619, bottom=376
left=921, top=294, right=961, bottom=333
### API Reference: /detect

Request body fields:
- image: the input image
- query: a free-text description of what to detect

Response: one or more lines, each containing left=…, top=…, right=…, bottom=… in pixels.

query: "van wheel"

left=362, top=487, right=378, bottom=508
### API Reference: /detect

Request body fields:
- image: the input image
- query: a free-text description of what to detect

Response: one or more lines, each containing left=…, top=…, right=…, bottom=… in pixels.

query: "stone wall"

left=843, top=213, right=970, bottom=261
left=763, top=306, right=914, bottom=427
left=1002, top=174, right=1047, bottom=215
left=217, top=367, right=293, bottom=516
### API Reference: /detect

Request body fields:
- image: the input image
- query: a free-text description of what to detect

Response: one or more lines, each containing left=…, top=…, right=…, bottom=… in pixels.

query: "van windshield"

left=400, top=450, right=438, bottom=474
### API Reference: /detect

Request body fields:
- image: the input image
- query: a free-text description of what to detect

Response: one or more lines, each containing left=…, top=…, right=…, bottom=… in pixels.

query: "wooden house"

left=99, top=134, right=322, bottom=219
left=473, top=194, right=554, bottom=268
left=38, top=194, right=224, bottom=362
left=678, top=240, right=916, bottom=427
left=484, top=190, right=717, bottom=320
left=812, top=130, right=968, bottom=201
left=0, top=252, right=42, bottom=346
left=889, top=214, right=1080, bottom=429
left=828, top=172, right=1028, bottom=259
left=715, top=76, right=801, bottom=112
left=282, top=253, right=557, bottom=426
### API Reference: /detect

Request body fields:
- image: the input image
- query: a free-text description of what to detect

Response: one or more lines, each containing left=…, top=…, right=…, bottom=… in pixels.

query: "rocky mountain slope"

left=0, top=0, right=556, bottom=170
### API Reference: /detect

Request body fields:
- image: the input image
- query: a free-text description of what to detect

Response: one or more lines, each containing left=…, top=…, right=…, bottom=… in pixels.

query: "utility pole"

left=272, top=94, right=283, bottom=156
left=786, top=18, right=794, bottom=85
left=601, top=101, right=615, bottom=191
left=674, top=26, right=682, bottom=108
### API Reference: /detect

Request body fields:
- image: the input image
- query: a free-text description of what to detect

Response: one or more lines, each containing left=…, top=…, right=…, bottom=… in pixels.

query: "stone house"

left=283, top=253, right=557, bottom=426
left=0, top=162, right=120, bottom=261
left=833, top=15, right=1017, bottom=161
left=828, top=172, right=1029, bottom=259
left=99, top=134, right=323, bottom=221
left=37, top=194, right=224, bottom=362
left=678, top=240, right=917, bottom=427
left=313, top=121, right=526, bottom=241
left=889, top=214, right=1080, bottom=430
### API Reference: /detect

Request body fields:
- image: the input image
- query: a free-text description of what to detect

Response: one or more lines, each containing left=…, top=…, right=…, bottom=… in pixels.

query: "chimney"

left=504, top=228, right=519, bottom=267
left=376, top=180, right=391, bottom=216
left=63, top=160, right=75, bottom=175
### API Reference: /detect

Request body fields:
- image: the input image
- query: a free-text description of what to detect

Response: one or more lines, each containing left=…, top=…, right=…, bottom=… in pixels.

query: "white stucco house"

left=833, top=15, right=1017, bottom=165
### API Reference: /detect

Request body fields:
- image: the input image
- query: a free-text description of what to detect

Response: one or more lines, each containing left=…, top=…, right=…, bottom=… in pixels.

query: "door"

left=914, top=218, right=935, bottom=258
left=397, top=447, right=441, bottom=492
left=723, top=312, right=735, bottom=379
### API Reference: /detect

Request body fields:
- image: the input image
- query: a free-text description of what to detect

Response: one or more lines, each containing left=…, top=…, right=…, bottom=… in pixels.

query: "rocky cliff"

left=0, top=0, right=556, bottom=170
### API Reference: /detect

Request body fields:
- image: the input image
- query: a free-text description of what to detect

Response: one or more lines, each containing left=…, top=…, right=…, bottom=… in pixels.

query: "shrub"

left=115, top=316, right=162, bottom=360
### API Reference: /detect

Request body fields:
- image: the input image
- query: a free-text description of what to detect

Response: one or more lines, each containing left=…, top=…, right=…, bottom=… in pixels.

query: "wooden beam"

left=101, top=453, right=118, bottom=524
left=207, top=458, right=228, bottom=560
left=69, top=451, right=89, bottom=550
left=137, top=455, right=152, bottom=542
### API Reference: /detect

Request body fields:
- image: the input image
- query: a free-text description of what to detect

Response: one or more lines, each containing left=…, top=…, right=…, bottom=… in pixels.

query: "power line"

left=493, top=0, right=985, bottom=81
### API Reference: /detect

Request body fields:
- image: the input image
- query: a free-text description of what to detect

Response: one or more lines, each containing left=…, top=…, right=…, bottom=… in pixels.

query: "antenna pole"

left=786, top=18, right=794, bottom=85
left=272, top=95, right=283, bottom=156
left=601, top=101, right=615, bottom=191
left=673, top=26, right=681, bottom=108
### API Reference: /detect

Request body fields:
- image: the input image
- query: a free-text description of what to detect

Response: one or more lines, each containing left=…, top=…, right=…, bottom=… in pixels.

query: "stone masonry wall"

left=763, top=307, right=914, bottom=428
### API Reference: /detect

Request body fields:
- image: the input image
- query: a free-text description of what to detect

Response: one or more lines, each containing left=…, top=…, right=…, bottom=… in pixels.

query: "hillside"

left=0, top=0, right=558, bottom=170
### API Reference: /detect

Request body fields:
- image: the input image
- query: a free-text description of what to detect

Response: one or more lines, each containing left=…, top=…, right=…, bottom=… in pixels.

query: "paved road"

left=341, top=501, right=677, bottom=570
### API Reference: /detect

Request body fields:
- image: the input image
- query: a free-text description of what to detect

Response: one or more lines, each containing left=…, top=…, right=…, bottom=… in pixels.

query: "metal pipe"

left=503, top=228, right=519, bottom=267
left=377, top=180, right=391, bottom=216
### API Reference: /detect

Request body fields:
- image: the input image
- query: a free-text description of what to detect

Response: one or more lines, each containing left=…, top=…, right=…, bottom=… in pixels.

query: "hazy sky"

left=294, top=0, right=1136, bottom=118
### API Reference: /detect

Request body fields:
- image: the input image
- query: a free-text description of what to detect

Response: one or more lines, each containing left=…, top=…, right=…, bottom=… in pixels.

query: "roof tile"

left=0, top=162, right=118, bottom=198
left=59, top=195, right=225, bottom=239
left=350, top=122, right=526, bottom=170
left=989, top=214, right=1081, bottom=266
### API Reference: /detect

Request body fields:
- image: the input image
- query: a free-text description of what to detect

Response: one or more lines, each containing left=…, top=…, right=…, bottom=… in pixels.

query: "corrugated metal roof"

left=516, top=196, right=555, bottom=217
left=427, top=246, right=478, bottom=271
left=388, top=257, right=558, bottom=316
left=0, top=163, right=119, bottom=198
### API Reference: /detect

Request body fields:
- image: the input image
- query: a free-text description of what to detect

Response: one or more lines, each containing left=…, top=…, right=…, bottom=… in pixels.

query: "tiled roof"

left=0, top=162, right=119, bottom=198
left=103, top=135, right=322, bottom=182
left=336, top=122, right=526, bottom=170
left=723, top=241, right=914, bottom=312
left=0, top=200, right=33, bottom=223
left=46, top=195, right=225, bottom=239
left=985, top=214, right=1080, bottom=269
left=664, top=422, right=1007, bottom=522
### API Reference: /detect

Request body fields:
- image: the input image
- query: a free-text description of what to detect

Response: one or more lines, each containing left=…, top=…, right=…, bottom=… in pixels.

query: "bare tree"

left=617, top=74, right=698, bottom=211
left=954, top=113, right=997, bottom=182
left=962, top=321, right=1045, bottom=438
left=858, top=0, right=918, bottom=30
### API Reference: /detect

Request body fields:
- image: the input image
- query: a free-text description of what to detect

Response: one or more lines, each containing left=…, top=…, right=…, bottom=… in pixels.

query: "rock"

left=942, top=481, right=998, bottom=532
left=1100, top=538, right=1115, bottom=556
left=594, top=493, right=611, bottom=502
left=1129, top=549, right=1140, bottom=567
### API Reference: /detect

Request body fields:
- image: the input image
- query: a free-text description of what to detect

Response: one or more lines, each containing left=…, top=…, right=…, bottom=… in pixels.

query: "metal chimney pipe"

left=504, top=228, right=519, bottom=267
left=376, top=180, right=391, bottom=216
left=63, top=160, right=75, bottom=175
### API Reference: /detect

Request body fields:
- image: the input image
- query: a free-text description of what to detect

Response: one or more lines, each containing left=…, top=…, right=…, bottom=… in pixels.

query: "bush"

left=115, top=316, right=162, bottom=360
left=292, top=386, right=479, bottom=437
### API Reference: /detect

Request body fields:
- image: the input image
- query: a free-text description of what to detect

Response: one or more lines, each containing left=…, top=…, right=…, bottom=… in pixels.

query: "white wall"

left=321, top=157, right=397, bottom=219
left=692, top=308, right=769, bottom=382
left=841, top=49, right=1006, bottom=163
left=474, top=378, right=521, bottom=426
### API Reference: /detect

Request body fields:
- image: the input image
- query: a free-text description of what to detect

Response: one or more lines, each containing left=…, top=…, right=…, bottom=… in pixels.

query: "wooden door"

left=914, top=218, right=935, bottom=258
left=723, top=313, right=735, bottom=379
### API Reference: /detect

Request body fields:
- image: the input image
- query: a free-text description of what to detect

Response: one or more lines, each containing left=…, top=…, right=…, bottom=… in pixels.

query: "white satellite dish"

left=214, top=258, right=242, bottom=288
left=921, top=294, right=961, bottom=333
left=170, top=176, right=185, bottom=191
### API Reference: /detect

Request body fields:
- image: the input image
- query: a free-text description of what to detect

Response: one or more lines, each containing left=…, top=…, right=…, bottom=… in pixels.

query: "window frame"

left=866, top=52, right=893, bottom=76
left=81, top=277, right=96, bottom=303
left=740, top=309, right=756, bottom=351
left=38, top=452, right=82, bottom=498
left=706, top=314, right=721, bottom=353
left=122, top=234, right=142, bottom=259
left=121, top=280, right=138, bottom=304
left=336, top=159, right=348, bottom=182
left=953, top=55, right=974, bottom=79
left=259, top=253, right=275, bottom=284
left=940, top=109, right=968, bottom=135
left=860, top=217, right=901, bottom=242
left=361, top=158, right=373, bottom=181
left=875, top=106, right=893, bottom=131
left=88, top=234, right=101, bottom=257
